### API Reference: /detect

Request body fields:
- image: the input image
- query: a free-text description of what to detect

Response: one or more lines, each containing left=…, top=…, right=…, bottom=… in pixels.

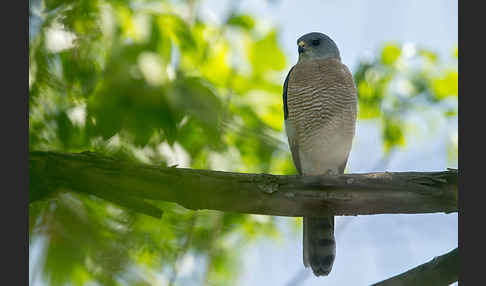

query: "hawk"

left=283, top=32, right=357, bottom=276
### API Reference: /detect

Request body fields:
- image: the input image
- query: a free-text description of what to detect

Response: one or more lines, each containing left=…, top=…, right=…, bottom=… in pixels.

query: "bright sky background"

left=199, top=0, right=458, bottom=285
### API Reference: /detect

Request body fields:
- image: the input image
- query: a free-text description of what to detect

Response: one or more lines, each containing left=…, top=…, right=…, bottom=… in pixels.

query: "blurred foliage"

left=30, top=0, right=288, bottom=285
left=355, top=42, right=458, bottom=153
left=29, top=0, right=457, bottom=285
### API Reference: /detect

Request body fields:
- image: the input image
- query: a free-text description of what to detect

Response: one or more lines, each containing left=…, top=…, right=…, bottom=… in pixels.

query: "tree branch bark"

left=371, top=248, right=458, bottom=286
left=29, top=151, right=458, bottom=218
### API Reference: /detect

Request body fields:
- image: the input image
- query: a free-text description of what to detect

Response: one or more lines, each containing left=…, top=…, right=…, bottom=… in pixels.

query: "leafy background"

left=29, top=0, right=458, bottom=285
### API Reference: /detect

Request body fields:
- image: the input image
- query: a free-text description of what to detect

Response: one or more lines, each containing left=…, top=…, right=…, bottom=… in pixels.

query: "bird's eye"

left=312, top=39, right=320, bottom=46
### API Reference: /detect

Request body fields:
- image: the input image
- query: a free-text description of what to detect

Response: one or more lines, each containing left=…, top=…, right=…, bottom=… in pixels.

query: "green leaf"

left=57, top=111, right=72, bottom=143
left=419, top=49, right=438, bottom=63
left=166, top=77, right=224, bottom=148
left=381, top=43, right=401, bottom=66
left=248, top=29, right=286, bottom=73
left=382, top=117, right=405, bottom=153
left=200, top=41, right=232, bottom=87
left=87, top=78, right=178, bottom=146
left=157, top=14, right=197, bottom=52
left=431, top=70, right=458, bottom=99
left=226, top=14, right=255, bottom=30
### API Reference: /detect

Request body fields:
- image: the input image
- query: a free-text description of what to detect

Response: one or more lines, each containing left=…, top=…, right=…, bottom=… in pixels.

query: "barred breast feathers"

left=285, top=58, right=357, bottom=175
left=287, top=59, right=356, bottom=135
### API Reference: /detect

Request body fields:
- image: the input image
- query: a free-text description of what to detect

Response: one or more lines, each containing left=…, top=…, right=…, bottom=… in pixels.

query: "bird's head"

left=297, top=32, right=341, bottom=62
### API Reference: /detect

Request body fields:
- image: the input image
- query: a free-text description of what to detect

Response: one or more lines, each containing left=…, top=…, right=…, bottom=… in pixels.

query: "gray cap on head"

left=297, top=32, right=341, bottom=62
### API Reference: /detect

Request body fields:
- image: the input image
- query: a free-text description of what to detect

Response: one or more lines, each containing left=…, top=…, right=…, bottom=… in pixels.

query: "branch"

left=371, top=248, right=458, bottom=286
left=29, top=151, right=458, bottom=218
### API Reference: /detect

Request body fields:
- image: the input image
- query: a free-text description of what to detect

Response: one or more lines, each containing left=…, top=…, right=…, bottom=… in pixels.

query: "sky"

left=198, top=0, right=458, bottom=285
left=200, top=0, right=458, bottom=71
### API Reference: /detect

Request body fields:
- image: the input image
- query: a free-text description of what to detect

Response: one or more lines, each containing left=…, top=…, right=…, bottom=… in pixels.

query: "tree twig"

left=371, top=248, right=458, bottom=286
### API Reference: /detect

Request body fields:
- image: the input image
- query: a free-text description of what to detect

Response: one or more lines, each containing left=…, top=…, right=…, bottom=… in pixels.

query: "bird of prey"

left=283, top=32, right=357, bottom=276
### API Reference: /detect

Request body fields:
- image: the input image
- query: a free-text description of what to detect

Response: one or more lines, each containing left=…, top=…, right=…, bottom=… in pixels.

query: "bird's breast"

left=286, top=58, right=357, bottom=174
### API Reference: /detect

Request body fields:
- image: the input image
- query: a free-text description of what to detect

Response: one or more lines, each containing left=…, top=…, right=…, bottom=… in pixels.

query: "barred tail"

left=303, top=216, right=336, bottom=276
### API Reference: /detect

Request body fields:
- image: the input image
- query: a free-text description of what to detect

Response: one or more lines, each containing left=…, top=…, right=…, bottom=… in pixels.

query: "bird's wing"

left=283, top=66, right=302, bottom=175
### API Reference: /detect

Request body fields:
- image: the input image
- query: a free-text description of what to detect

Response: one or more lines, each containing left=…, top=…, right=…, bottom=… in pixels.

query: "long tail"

left=303, top=216, right=336, bottom=276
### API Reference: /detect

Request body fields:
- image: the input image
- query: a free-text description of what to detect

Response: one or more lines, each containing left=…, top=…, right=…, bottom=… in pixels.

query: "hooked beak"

left=298, top=41, right=305, bottom=54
